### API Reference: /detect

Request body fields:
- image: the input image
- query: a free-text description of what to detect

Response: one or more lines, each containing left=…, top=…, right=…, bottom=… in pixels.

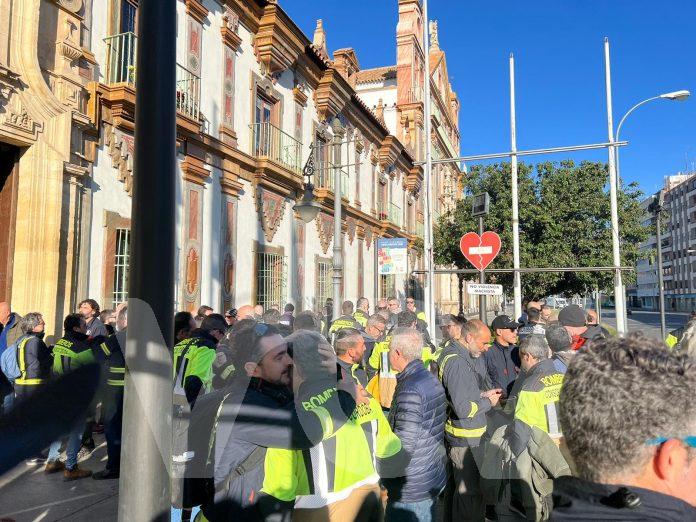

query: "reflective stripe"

left=15, top=378, right=46, bottom=385
left=16, top=338, right=45, bottom=386
left=110, top=367, right=125, bottom=373
left=438, top=353, right=458, bottom=381
left=445, top=421, right=486, bottom=439
left=107, top=379, right=125, bottom=386
left=545, top=402, right=562, bottom=438
left=220, top=364, right=235, bottom=381
left=100, top=342, right=111, bottom=356
left=311, top=406, right=334, bottom=439
left=468, top=401, right=479, bottom=419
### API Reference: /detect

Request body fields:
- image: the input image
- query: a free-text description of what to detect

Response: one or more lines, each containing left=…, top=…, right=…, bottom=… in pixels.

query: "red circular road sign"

left=459, top=232, right=501, bottom=271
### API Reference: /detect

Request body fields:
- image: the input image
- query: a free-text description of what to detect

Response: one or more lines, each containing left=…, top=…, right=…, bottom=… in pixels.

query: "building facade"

left=0, top=0, right=472, bottom=336
left=636, top=173, right=696, bottom=312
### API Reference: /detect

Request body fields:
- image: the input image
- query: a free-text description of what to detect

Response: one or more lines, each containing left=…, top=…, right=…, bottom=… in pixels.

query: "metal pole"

left=604, top=37, right=627, bottom=336
left=510, top=53, right=522, bottom=322
left=655, top=206, right=667, bottom=340
left=422, top=0, right=437, bottom=335
left=415, top=141, right=628, bottom=166
left=478, top=216, right=487, bottom=322
left=331, top=118, right=343, bottom=314
left=118, top=0, right=175, bottom=520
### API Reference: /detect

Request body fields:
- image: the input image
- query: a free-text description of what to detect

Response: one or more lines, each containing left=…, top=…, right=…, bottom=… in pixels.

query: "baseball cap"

left=491, top=314, right=522, bottom=331
left=558, top=304, right=586, bottom=327
left=225, top=308, right=238, bottom=319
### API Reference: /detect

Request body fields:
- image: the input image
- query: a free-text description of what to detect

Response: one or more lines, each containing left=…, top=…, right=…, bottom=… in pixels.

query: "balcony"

left=389, top=203, right=403, bottom=228
left=104, top=32, right=137, bottom=85
left=415, top=220, right=424, bottom=237
left=250, top=122, right=302, bottom=174
left=101, top=33, right=201, bottom=133
left=176, top=64, right=201, bottom=126
left=314, top=161, right=349, bottom=197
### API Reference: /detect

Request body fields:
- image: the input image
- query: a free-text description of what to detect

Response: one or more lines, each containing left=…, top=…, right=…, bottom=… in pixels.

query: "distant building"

left=636, top=172, right=696, bottom=312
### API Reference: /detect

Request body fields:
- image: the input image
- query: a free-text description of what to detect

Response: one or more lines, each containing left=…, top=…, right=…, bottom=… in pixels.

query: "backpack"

left=0, top=338, right=23, bottom=381
left=481, top=420, right=570, bottom=521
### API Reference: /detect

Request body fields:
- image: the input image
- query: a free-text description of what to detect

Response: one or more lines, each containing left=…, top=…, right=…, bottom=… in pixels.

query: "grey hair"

left=389, top=327, right=423, bottom=362
left=366, top=313, right=387, bottom=330
left=461, top=319, right=486, bottom=339
left=677, top=318, right=696, bottom=358
left=519, top=334, right=549, bottom=360
left=560, top=334, right=696, bottom=482
left=19, top=312, right=43, bottom=334
left=545, top=324, right=572, bottom=353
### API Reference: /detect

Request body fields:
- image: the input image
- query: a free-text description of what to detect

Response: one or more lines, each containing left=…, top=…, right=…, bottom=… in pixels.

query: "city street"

left=600, top=309, right=690, bottom=340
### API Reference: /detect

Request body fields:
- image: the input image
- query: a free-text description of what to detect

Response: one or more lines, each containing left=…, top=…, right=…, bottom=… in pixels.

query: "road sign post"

left=460, top=227, right=502, bottom=324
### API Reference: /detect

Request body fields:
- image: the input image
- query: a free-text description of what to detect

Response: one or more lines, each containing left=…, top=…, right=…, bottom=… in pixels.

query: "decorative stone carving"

left=3, top=94, right=43, bottom=141
left=185, top=247, right=200, bottom=295
left=223, top=7, right=240, bottom=32
left=316, top=212, right=334, bottom=254
left=346, top=217, right=357, bottom=245
left=257, top=187, right=286, bottom=242
left=105, top=126, right=134, bottom=195
left=53, top=0, right=83, bottom=13
left=430, top=21, right=440, bottom=51
left=221, top=6, right=242, bottom=50
left=365, top=226, right=373, bottom=249
left=312, top=20, right=329, bottom=59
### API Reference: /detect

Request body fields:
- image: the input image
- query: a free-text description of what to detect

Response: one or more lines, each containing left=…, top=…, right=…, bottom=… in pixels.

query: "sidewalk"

left=0, top=435, right=118, bottom=522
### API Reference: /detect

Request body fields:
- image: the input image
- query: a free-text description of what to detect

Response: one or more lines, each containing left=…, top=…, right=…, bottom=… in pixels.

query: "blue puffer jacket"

left=384, top=359, right=448, bottom=503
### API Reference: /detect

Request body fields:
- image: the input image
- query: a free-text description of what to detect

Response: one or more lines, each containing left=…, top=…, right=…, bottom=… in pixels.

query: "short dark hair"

left=262, top=309, right=281, bottom=324
left=294, top=311, right=320, bottom=332
left=284, top=303, right=295, bottom=313
left=527, top=307, right=541, bottom=322
left=546, top=323, right=572, bottom=352
left=342, top=300, right=354, bottom=315
left=396, top=310, right=417, bottom=327
left=197, top=305, right=213, bottom=317
left=334, top=327, right=362, bottom=356
left=233, top=322, right=280, bottom=367
left=200, top=313, right=227, bottom=334
left=64, top=313, right=83, bottom=332
left=174, top=311, right=194, bottom=337
left=79, top=299, right=100, bottom=316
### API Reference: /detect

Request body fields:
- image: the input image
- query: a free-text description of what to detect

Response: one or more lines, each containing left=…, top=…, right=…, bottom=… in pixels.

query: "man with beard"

left=198, top=323, right=359, bottom=521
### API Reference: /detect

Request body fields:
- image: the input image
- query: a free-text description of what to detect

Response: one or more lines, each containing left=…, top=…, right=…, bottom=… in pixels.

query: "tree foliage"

left=433, top=160, right=647, bottom=298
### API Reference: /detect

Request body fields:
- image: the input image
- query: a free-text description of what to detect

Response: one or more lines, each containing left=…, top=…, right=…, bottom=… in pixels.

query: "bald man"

left=236, top=305, right=255, bottom=321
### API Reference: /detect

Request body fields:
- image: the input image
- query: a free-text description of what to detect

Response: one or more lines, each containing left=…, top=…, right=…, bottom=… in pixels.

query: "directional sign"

left=459, top=231, right=501, bottom=271
left=467, top=283, right=503, bottom=296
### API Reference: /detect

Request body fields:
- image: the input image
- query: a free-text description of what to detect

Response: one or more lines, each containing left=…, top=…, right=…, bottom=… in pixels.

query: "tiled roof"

left=355, top=65, right=397, bottom=84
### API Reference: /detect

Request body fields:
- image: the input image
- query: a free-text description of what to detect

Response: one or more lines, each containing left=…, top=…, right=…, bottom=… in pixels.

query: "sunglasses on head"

left=647, top=436, right=696, bottom=448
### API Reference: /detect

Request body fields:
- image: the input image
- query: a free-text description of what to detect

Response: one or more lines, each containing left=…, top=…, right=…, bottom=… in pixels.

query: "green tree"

left=433, top=160, right=648, bottom=300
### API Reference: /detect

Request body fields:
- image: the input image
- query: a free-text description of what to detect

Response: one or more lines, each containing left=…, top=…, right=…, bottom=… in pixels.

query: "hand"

left=483, top=389, right=503, bottom=407
left=354, top=384, right=370, bottom=405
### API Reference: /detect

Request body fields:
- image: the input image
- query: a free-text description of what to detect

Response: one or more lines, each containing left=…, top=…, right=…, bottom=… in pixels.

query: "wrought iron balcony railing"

left=104, top=32, right=137, bottom=85
left=250, top=122, right=302, bottom=174
left=176, top=64, right=201, bottom=121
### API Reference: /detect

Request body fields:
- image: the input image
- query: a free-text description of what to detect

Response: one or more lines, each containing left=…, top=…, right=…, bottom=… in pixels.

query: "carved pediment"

left=314, top=68, right=352, bottom=122
left=316, top=212, right=334, bottom=254
left=105, top=125, right=134, bottom=194
left=346, top=217, right=357, bottom=244
left=257, top=186, right=287, bottom=242
left=379, top=135, right=404, bottom=170
left=255, top=3, right=305, bottom=74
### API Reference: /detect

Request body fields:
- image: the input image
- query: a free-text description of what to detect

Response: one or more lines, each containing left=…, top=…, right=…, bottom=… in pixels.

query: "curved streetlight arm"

left=616, top=95, right=662, bottom=142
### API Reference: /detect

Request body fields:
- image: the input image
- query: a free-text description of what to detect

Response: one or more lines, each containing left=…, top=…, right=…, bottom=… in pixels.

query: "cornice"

left=314, top=68, right=352, bottom=122
left=255, top=3, right=306, bottom=74
left=185, top=0, right=209, bottom=24
left=181, top=154, right=210, bottom=185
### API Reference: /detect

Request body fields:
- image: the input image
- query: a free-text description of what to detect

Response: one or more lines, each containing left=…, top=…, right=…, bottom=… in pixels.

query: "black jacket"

left=484, top=341, right=521, bottom=396
left=14, top=333, right=52, bottom=399
left=385, top=360, right=447, bottom=503
left=203, top=376, right=356, bottom=521
left=551, top=476, right=696, bottom=521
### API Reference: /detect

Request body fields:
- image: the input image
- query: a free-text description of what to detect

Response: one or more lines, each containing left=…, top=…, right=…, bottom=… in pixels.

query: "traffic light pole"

left=118, top=0, right=176, bottom=520
left=478, top=216, right=486, bottom=322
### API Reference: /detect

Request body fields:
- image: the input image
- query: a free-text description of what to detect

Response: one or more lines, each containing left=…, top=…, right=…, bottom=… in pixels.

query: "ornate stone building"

left=1, top=0, right=446, bottom=336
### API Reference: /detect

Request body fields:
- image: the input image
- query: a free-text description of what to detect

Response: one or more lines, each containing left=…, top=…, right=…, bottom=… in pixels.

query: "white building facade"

left=86, top=0, right=435, bottom=315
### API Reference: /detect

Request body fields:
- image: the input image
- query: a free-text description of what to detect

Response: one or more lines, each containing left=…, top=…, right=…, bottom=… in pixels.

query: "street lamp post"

left=610, top=75, right=689, bottom=334
left=648, top=192, right=667, bottom=340
left=331, top=118, right=345, bottom=315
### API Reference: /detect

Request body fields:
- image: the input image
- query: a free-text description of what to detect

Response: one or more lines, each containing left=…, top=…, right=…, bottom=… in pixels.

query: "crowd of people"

left=0, top=295, right=695, bottom=522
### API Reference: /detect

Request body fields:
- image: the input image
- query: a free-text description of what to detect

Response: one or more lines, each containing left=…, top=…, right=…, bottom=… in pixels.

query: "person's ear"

left=654, top=439, right=688, bottom=482
left=244, top=361, right=260, bottom=377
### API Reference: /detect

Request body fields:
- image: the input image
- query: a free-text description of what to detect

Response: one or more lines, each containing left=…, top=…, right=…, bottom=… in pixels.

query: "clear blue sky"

left=282, top=0, right=695, bottom=196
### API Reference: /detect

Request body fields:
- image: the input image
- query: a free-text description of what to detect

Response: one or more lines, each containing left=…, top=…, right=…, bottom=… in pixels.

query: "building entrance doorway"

left=0, top=143, right=20, bottom=302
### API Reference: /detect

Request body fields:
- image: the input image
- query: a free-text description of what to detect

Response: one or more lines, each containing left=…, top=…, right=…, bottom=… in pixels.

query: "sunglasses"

left=647, top=436, right=696, bottom=448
